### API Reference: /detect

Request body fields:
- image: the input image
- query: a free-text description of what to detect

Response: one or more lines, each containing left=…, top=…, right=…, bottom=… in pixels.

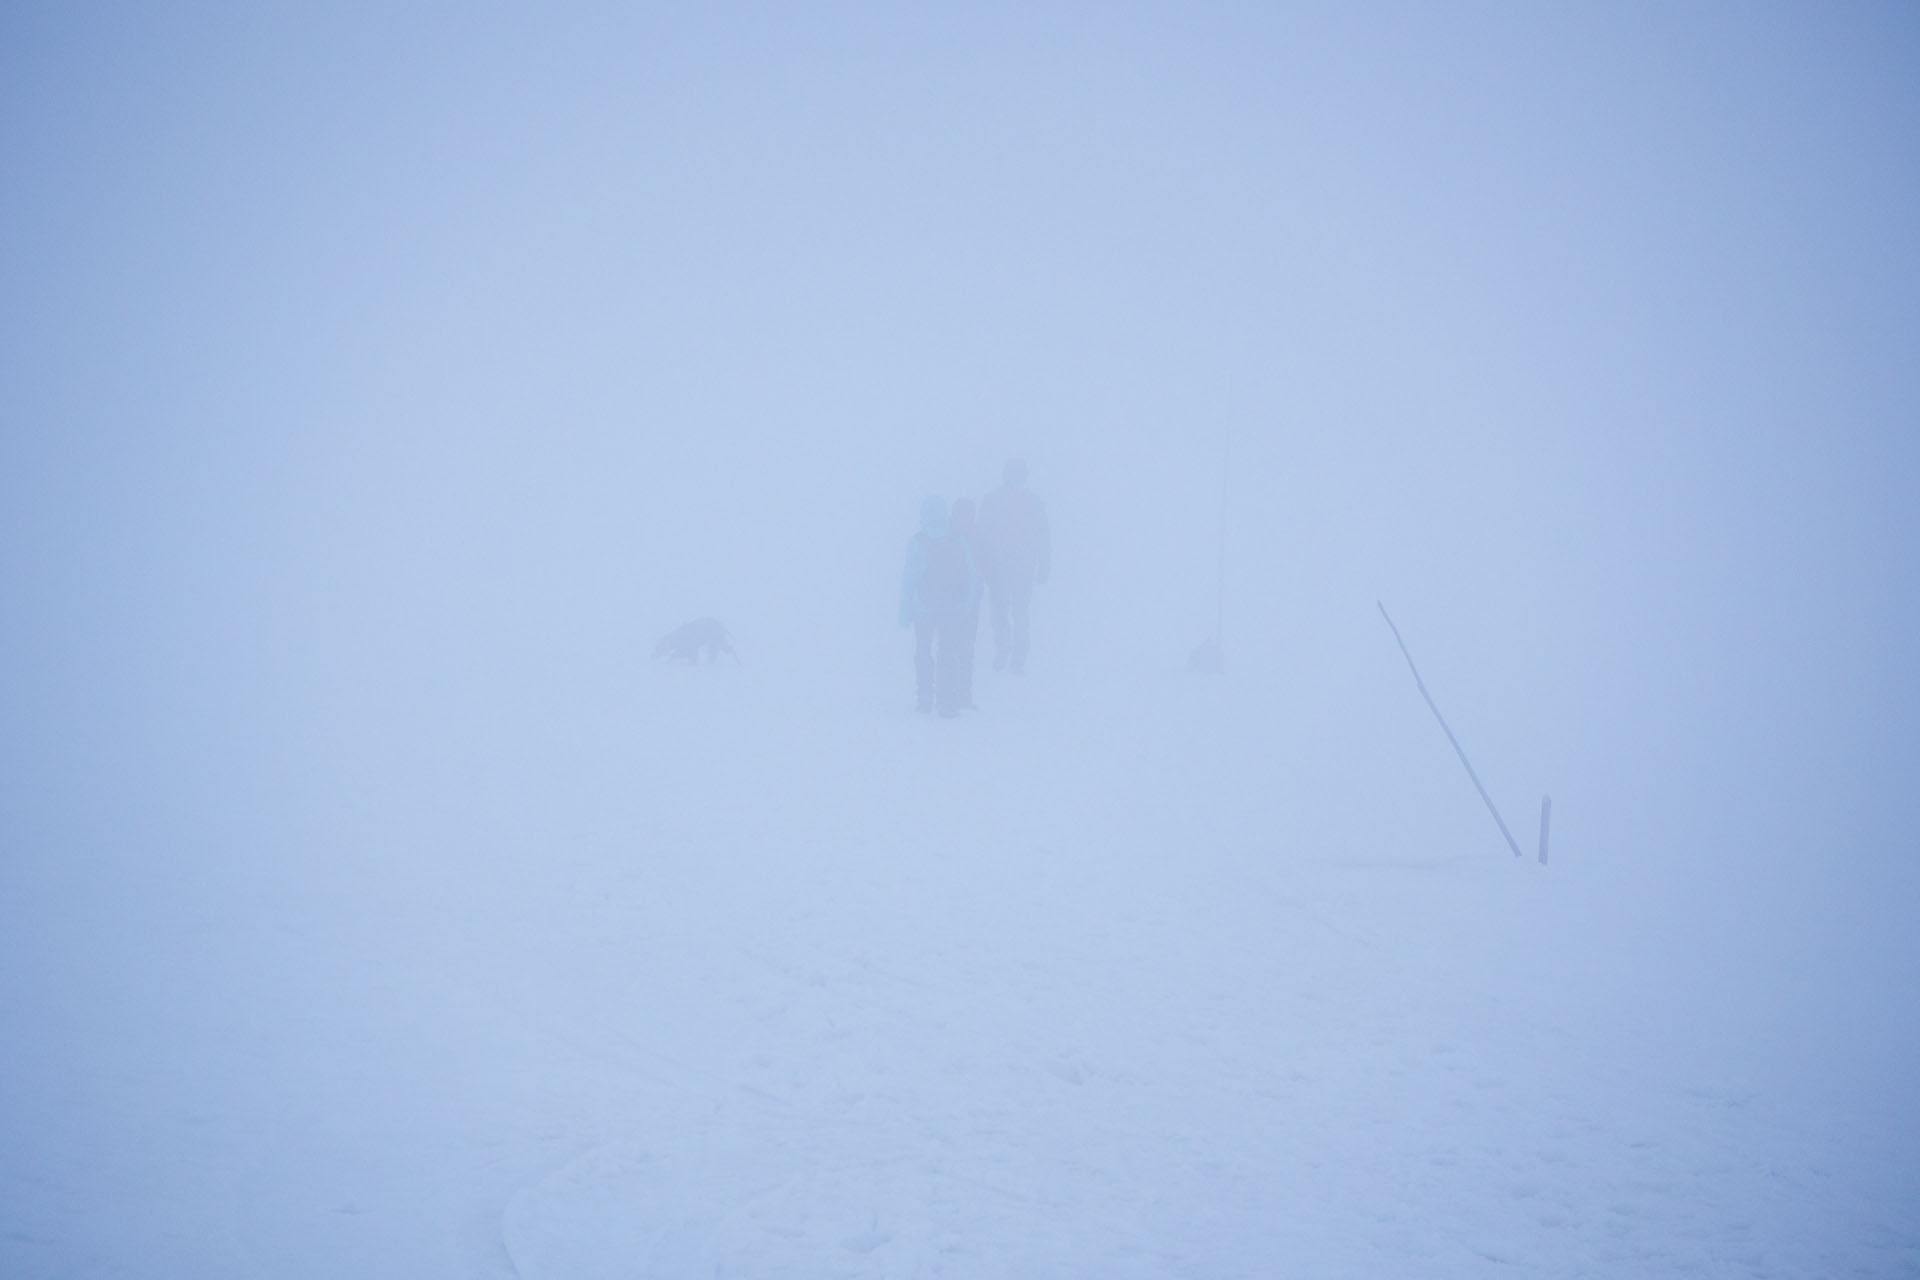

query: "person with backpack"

left=976, top=458, right=1051, bottom=674
left=899, top=494, right=976, bottom=718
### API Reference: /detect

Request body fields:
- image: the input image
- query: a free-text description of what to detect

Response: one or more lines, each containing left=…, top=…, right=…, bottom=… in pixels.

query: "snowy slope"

left=4, top=648, right=1913, bottom=1279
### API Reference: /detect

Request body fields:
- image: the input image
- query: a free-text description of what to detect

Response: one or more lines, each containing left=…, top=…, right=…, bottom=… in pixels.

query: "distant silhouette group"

left=899, top=459, right=1051, bottom=718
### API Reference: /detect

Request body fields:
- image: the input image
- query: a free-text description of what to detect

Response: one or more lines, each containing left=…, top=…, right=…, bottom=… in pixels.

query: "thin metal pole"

left=1538, top=795, right=1551, bottom=865
left=1378, top=602, right=1524, bottom=859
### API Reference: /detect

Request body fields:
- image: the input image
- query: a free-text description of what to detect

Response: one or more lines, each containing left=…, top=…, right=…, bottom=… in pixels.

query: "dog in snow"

left=652, top=616, right=738, bottom=664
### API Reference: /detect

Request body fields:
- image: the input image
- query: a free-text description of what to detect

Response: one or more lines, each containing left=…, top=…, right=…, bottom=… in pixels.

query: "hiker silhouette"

left=975, top=459, right=1050, bottom=675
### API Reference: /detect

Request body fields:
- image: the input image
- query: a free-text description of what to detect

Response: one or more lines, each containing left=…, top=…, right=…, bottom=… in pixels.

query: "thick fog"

left=4, top=3, right=1918, bottom=1275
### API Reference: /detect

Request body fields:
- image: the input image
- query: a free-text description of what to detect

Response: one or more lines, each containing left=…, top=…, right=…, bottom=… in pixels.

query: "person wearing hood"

left=899, top=494, right=976, bottom=717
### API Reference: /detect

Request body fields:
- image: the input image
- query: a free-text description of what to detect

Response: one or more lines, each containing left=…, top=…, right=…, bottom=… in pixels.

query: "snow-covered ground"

left=4, top=643, right=1913, bottom=1278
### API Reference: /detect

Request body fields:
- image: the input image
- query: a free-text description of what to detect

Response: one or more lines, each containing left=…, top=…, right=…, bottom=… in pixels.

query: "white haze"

left=3, top=3, right=1917, bottom=1275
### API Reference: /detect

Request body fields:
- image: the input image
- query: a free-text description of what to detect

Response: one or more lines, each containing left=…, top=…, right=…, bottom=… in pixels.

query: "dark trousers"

left=987, top=572, right=1034, bottom=672
left=914, top=613, right=966, bottom=714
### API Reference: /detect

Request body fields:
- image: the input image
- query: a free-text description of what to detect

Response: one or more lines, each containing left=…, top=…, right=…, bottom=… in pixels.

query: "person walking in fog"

left=899, top=495, right=976, bottom=717
left=976, top=458, right=1050, bottom=674
left=948, top=497, right=983, bottom=711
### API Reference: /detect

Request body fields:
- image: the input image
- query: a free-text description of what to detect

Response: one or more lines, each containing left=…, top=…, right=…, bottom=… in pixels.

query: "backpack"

left=919, top=533, right=971, bottom=614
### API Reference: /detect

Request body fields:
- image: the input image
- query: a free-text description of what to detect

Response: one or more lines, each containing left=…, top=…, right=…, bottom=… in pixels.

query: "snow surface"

left=3, top=648, right=1913, bottom=1278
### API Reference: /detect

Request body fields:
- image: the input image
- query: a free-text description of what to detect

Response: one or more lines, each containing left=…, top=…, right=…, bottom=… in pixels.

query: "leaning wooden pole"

left=1378, top=602, right=1524, bottom=859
